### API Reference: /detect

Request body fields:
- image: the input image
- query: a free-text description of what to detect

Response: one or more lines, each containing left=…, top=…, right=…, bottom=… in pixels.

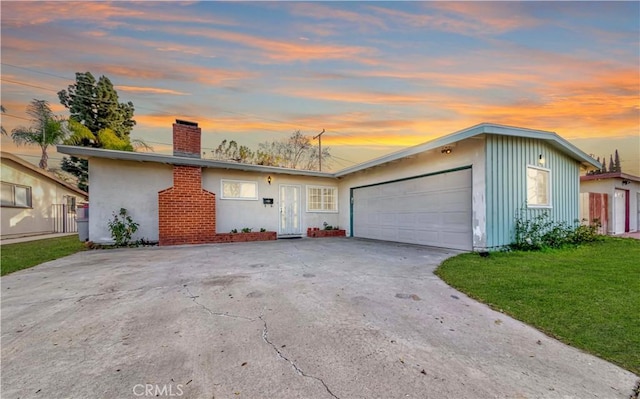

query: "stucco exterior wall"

left=88, top=158, right=172, bottom=243
left=88, top=158, right=341, bottom=243
left=337, top=136, right=487, bottom=249
left=580, top=178, right=640, bottom=233
left=202, top=169, right=340, bottom=234
left=1, top=158, right=85, bottom=238
left=485, top=135, right=582, bottom=248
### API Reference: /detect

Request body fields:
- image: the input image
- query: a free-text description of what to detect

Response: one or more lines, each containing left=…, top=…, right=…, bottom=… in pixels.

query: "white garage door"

left=352, top=168, right=472, bottom=250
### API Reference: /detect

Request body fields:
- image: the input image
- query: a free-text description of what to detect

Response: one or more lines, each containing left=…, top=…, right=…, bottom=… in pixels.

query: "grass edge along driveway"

left=1, top=235, right=86, bottom=276
left=436, top=237, right=640, bottom=375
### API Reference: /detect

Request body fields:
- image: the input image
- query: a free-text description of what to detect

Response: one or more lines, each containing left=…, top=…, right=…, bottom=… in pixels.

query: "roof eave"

left=1, top=151, right=88, bottom=198
left=56, top=145, right=336, bottom=178
left=334, top=123, right=600, bottom=176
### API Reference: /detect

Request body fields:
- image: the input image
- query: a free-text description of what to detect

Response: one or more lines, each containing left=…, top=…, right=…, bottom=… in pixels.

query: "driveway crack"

left=182, top=286, right=253, bottom=321
left=260, top=315, right=339, bottom=399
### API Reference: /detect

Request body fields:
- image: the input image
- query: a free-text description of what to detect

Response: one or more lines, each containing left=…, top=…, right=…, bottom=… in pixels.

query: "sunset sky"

left=1, top=1, right=638, bottom=174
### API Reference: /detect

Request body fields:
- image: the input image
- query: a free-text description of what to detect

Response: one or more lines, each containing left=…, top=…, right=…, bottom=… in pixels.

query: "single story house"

left=580, top=172, right=640, bottom=235
left=1, top=151, right=88, bottom=239
left=57, top=120, right=599, bottom=251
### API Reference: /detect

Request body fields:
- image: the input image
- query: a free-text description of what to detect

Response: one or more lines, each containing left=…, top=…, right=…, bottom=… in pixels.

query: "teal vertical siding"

left=485, top=135, right=580, bottom=249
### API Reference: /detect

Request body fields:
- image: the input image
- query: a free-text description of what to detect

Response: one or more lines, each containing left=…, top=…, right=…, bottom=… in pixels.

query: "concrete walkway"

left=0, top=232, right=78, bottom=246
left=1, top=239, right=637, bottom=398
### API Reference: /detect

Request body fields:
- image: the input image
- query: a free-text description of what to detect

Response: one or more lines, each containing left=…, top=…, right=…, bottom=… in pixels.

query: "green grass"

left=435, top=237, right=640, bottom=374
left=1, top=235, right=86, bottom=276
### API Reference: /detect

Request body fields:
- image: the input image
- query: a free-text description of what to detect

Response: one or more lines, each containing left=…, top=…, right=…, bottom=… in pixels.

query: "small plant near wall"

left=230, top=229, right=238, bottom=234
left=511, top=208, right=602, bottom=251
left=107, top=208, right=139, bottom=247
left=260, top=228, right=267, bottom=232
left=241, top=227, right=252, bottom=233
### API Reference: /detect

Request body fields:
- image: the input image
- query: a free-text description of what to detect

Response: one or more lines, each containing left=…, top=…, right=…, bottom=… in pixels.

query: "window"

left=66, top=196, right=77, bottom=213
left=526, top=166, right=551, bottom=207
left=307, top=185, right=338, bottom=212
left=1, top=182, right=32, bottom=208
left=221, top=180, right=258, bottom=200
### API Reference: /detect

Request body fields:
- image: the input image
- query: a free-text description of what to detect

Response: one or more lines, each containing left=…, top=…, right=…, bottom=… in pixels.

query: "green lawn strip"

left=435, top=237, right=640, bottom=374
left=1, top=235, right=86, bottom=276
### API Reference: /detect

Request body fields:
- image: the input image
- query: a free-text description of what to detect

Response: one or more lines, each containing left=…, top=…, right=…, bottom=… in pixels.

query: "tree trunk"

left=39, top=146, right=48, bottom=170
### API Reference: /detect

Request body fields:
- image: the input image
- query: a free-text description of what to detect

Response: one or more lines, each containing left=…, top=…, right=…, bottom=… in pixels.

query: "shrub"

left=260, top=228, right=266, bottom=232
left=511, top=209, right=602, bottom=251
left=107, top=208, right=139, bottom=246
left=230, top=229, right=238, bottom=234
left=569, top=219, right=601, bottom=244
left=241, top=227, right=252, bottom=233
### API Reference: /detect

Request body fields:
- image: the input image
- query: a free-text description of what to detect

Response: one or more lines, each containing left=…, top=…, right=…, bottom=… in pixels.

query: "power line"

left=2, top=113, right=31, bottom=121
left=1, top=62, right=73, bottom=81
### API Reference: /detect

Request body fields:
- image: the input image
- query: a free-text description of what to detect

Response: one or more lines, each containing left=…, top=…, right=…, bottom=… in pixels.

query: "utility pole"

left=313, top=128, right=325, bottom=171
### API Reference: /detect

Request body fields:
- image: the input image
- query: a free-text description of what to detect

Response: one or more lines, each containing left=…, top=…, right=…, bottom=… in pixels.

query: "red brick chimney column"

left=158, top=120, right=216, bottom=246
left=173, top=120, right=201, bottom=158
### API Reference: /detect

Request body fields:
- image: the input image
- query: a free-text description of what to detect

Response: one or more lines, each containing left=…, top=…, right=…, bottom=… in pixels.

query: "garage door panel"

left=443, top=212, right=470, bottom=226
left=353, top=169, right=472, bottom=250
left=397, top=213, right=417, bottom=227
left=413, top=230, right=439, bottom=242
left=415, top=213, right=440, bottom=224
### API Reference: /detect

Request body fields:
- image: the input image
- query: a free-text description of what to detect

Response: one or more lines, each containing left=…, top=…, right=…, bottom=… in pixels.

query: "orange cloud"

left=116, top=86, right=189, bottom=96
left=288, top=3, right=387, bottom=31
left=418, top=2, right=542, bottom=35
left=162, top=26, right=379, bottom=65
left=1, top=2, right=237, bottom=29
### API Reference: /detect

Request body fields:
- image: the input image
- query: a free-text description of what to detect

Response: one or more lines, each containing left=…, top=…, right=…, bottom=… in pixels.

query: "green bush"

left=107, top=208, right=139, bottom=246
left=241, top=227, right=252, bottom=233
left=512, top=210, right=601, bottom=251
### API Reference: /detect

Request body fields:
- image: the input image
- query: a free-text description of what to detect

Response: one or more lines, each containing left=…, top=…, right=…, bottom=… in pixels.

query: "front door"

left=613, top=189, right=627, bottom=234
left=280, top=185, right=301, bottom=236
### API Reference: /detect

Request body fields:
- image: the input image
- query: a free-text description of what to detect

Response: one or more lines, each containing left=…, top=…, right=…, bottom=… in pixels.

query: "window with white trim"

left=307, top=185, right=338, bottom=212
left=221, top=180, right=258, bottom=200
left=1, top=182, right=32, bottom=208
left=526, top=166, right=551, bottom=207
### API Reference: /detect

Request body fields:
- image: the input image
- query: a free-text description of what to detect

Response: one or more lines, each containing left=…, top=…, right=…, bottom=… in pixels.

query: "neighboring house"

left=1, top=152, right=88, bottom=239
left=57, top=120, right=599, bottom=251
left=580, top=172, right=640, bottom=235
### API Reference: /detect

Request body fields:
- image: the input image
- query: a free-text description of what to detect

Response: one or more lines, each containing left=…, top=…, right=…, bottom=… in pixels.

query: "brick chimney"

left=158, top=119, right=216, bottom=245
left=173, top=119, right=201, bottom=158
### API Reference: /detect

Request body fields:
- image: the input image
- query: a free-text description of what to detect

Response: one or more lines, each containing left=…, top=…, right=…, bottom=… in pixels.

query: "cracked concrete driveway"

left=1, top=239, right=637, bottom=399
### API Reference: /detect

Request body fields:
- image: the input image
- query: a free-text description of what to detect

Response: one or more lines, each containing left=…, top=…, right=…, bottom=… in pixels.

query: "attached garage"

left=351, top=168, right=473, bottom=250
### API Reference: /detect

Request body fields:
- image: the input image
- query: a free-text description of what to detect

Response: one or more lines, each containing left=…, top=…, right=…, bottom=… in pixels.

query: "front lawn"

left=435, top=237, right=640, bottom=374
left=1, top=235, right=86, bottom=276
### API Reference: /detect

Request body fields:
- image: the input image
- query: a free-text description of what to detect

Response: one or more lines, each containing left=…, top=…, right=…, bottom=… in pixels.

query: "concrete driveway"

left=1, top=239, right=637, bottom=399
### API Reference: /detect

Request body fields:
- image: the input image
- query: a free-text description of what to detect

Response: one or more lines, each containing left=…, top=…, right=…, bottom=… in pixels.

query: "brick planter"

left=307, top=228, right=346, bottom=238
left=212, top=231, right=277, bottom=243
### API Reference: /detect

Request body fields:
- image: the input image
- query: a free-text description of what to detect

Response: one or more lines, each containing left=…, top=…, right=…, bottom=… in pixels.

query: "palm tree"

left=11, top=99, right=66, bottom=169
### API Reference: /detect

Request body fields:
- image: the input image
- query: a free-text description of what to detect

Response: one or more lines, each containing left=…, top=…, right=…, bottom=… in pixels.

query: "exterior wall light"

left=441, top=146, right=452, bottom=154
left=539, top=154, right=545, bottom=166
left=267, top=176, right=272, bottom=185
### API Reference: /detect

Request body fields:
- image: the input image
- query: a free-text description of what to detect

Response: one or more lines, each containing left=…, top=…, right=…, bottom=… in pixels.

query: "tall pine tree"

left=58, top=72, right=136, bottom=140
left=609, top=155, right=614, bottom=173
left=614, top=149, right=621, bottom=172
left=58, top=72, right=138, bottom=191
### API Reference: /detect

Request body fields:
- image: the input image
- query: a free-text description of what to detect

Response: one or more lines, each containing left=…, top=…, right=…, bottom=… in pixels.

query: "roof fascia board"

left=56, top=145, right=335, bottom=178
left=1, top=151, right=88, bottom=198
left=479, top=125, right=600, bottom=168
left=335, top=123, right=599, bottom=176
